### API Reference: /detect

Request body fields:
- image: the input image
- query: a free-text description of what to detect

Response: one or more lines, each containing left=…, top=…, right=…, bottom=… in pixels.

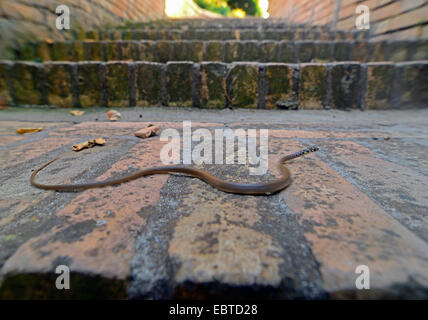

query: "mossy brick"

left=240, top=30, right=260, bottom=40
left=71, top=41, right=86, bottom=61
left=294, top=29, right=305, bottom=40
left=296, top=41, right=315, bottom=63
left=299, top=64, right=327, bottom=109
left=121, top=42, right=137, bottom=61
left=20, top=43, right=35, bottom=60
left=264, top=63, right=294, bottom=109
left=305, top=30, right=318, bottom=40
left=333, top=41, right=351, bottom=61
left=204, top=41, right=223, bottom=61
left=412, top=40, right=428, bottom=60
left=224, top=41, right=242, bottom=62
left=52, top=42, right=71, bottom=61
left=172, top=41, right=204, bottom=62
left=85, top=31, right=98, bottom=40
left=333, top=31, right=346, bottom=40
left=241, top=41, right=259, bottom=61
left=105, top=42, right=121, bottom=61
left=12, top=62, right=42, bottom=105
left=228, top=63, right=258, bottom=108
left=217, top=30, right=233, bottom=40
left=36, top=42, right=52, bottom=61
left=122, top=30, right=133, bottom=40
left=134, top=30, right=149, bottom=40
left=86, top=41, right=105, bottom=61
left=318, top=31, right=330, bottom=41
left=0, top=62, right=12, bottom=105
left=155, top=41, right=172, bottom=63
left=205, top=30, right=220, bottom=40
left=146, top=30, right=158, bottom=41
left=44, top=62, right=74, bottom=108
left=364, top=63, right=394, bottom=109
left=263, top=30, right=281, bottom=41
left=138, top=41, right=155, bottom=61
left=351, top=41, right=369, bottom=62
left=399, top=62, right=428, bottom=108
left=105, top=62, right=131, bottom=107
left=135, top=62, right=163, bottom=106
left=313, top=42, right=332, bottom=62
left=259, top=41, right=278, bottom=62
left=77, top=62, right=103, bottom=107
left=169, top=30, right=182, bottom=40
left=166, top=62, right=193, bottom=107
left=110, top=30, right=122, bottom=40
left=98, top=31, right=110, bottom=40
left=200, top=62, right=228, bottom=109
left=278, top=41, right=296, bottom=63
left=331, top=63, right=362, bottom=109
left=369, top=41, right=388, bottom=62
left=182, top=30, right=195, bottom=39
left=389, top=41, right=411, bottom=62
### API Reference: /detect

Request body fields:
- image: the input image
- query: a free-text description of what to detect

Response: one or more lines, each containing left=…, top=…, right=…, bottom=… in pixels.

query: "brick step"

left=78, top=28, right=368, bottom=41
left=18, top=40, right=428, bottom=63
left=1, top=61, right=426, bottom=109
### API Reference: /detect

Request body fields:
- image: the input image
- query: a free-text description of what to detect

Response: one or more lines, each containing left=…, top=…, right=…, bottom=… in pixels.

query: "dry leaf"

left=69, top=110, right=85, bottom=116
left=16, top=128, right=43, bottom=134
left=0, top=100, right=6, bottom=110
left=134, top=125, right=159, bottom=139
left=72, top=138, right=106, bottom=152
left=45, top=38, right=54, bottom=44
left=107, top=110, right=121, bottom=121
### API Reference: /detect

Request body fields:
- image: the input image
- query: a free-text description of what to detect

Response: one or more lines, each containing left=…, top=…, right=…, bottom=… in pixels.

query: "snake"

left=30, top=146, right=319, bottom=195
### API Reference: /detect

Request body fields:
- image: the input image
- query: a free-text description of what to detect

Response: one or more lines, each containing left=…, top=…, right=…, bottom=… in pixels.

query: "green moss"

left=299, top=65, right=327, bottom=109
left=167, top=63, right=193, bottom=107
left=265, top=64, right=294, bottom=109
left=136, top=63, right=162, bottom=106
left=230, top=64, right=258, bottom=108
left=78, top=63, right=102, bottom=107
left=204, top=42, right=223, bottom=61
left=106, top=63, right=130, bottom=107
left=201, top=63, right=227, bottom=109
left=12, top=63, right=41, bottom=105
left=45, top=63, right=74, bottom=108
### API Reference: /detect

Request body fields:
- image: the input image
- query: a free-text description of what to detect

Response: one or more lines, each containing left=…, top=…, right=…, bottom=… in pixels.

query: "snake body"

left=31, top=146, right=319, bottom=195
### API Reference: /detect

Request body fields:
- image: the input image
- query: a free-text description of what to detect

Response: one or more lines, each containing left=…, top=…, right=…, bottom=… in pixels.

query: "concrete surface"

left=0, top=107, right=427, bottom=299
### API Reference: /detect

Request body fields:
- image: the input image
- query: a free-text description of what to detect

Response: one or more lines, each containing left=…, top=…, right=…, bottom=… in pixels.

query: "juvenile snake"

left=30, top=146, right=319, bottom=195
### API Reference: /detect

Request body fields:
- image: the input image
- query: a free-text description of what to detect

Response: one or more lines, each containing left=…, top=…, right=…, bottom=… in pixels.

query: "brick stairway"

left=1, top=18, right=427, bottom=110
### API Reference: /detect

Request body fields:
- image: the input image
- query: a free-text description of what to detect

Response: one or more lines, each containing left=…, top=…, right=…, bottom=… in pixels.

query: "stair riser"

left=78, top=29, right=368, bottom=41
left=1, top=61, right=426, bottom=110
left=18, top=40, right=428, bottom=64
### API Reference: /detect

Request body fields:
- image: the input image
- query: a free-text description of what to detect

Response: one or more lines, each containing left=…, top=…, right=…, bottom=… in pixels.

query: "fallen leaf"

left=16, top=128, right=43, bottom=134
left=134, top=125, right=159, bottom=139
left=69, top=110, right=85, bottom=116
left=107, top=110, right=121, bottom=121
left=45, top=38, right=54, bottom=44
left=0, top=100, right=6, bottom=110
left=72, top=138, right=106, bottom=152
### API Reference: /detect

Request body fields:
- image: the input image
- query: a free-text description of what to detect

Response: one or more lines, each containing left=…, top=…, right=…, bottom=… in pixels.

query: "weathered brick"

left=364, top=63, right=394, bottom=109
left=240, top=30, right=260, bottom=40
left=412, top=40, right=428, bottom=60
left=121, top=41, right=137, bottom=61
left=264, top=63, right=295, bottom=109
left=313, top=41, right=332, bottom=62
left=368, top=41, right=387, bottom=62
left=166, top=62, right=193, bottom=107
left=351, top=41, right=369, bottom=62
left=200, top=62, right=227, bottom=109
left=52, top=42, right=71, bottom=61
left=228, top=63, right=258, bottom=108
left=105, top=42, right=121, bottom=61
left=259, top=41, right=278, bottom=62
left=135, top=62, right=163, bottom=106
left=278, top=41, right=296, bottom=63
left=0, top=62, right=12, bottom=105
left=138, top=41, right=155, bottom=61
left=71, top=41, right=86, bottom=62
left=86, top=41, right=105, bottom=61
left=241, top=41, right=259, bottom=61
left=399, top=62, right=428, bottom=108
left=389, top=41, right=411, bottom=62
left=12, top=62, right=42, bottom=105
left=204, top=41, right=223, bottom=61
left=105, top=62, right=130, bottom=108
left=296, top=41, right=315, bottom=63
left=45, top=62, right=74, bottom=108
left=224, top=41, right=241, bottom=63
left=331, top=63, right=362, bottom=109
left=77, top=62, right=103, bottom=107
left=299, top=63, right=327, bottom=109
left=35, top=42, right=52, bottom=62
left=122, top=30, right=133, bottom=40
left=155, top=41, right=172, bottom=63
left=333, top=41, right=351, bottom=61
